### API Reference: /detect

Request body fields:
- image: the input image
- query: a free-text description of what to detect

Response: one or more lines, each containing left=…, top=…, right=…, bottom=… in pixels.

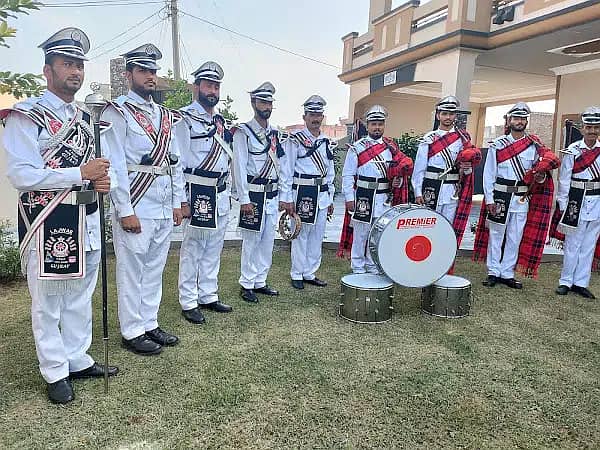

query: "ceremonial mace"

left=85, top=83, right=110, bottom=394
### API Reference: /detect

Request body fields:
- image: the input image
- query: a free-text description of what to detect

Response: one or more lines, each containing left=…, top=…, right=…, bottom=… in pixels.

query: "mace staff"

left=84, top=85, right=110, bottom=394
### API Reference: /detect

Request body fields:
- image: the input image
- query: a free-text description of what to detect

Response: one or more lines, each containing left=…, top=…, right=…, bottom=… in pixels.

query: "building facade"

left=341, top=0, right=600, bottom=148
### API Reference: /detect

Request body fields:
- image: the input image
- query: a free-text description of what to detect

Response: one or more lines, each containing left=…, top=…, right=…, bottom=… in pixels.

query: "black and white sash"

left=12, top=105, right=97, bottom=280
left=183, top=113, right=232, bottom=232
left=120, top=102, right=176, bottom=207
left=291, top=131, right=332, bottom=224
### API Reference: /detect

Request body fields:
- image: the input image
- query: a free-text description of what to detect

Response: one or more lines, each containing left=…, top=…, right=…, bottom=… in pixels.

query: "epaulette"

left=0, top=97, right=43, bottom=125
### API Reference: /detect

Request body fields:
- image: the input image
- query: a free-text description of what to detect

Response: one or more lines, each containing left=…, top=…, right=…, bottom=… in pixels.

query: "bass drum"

left=368, top=204, right=457, bottom=288
left=339, top=273, right=394, bottom=324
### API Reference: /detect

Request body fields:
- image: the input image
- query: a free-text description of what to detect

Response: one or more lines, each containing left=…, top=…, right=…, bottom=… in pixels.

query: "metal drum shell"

left=339, top=274, right=394, bottom=324
left=421, top=275, right=472, bottom=319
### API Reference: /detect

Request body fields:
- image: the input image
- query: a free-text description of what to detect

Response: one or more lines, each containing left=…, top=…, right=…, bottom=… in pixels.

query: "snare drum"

left=421, top=275, right=471, bottom=318
left=368, top=204, right=457, bottom=288
left=339, top=273, right=394, bottom=324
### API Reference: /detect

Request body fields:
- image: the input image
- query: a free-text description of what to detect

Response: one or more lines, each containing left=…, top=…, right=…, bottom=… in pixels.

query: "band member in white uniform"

left=176, top=61, right=233, bottom=324
left=413, top=96, right=477, bottom=222
left=280, top=95, right=335, bottom=290
left=341, top=105, right=395, bottom=274
left=1, top=28, right=118, bottom=404
left=479, top=102, right=545, bottom=289
left=233, top=82, right=283, bottom=303
left=555, top=106, right=600, bottom=299
left=103, top=44, right=185, bottom=355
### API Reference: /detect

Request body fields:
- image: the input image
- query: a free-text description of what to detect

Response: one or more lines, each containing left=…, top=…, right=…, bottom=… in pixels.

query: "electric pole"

left=169, top=0, right=181, bottom=80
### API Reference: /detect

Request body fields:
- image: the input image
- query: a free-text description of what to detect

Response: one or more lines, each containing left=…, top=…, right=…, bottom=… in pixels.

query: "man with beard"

left=474, top=102, right=558, bottom=287
left=233, top=82, right=283, bottom=303
left=339, top=105, right=413, bottom=274
left=176, top=61, right=233, bottom=324
left=280, top=95, right=335, bottom=290
left=554, top=107, right=600, bottom=299
left=412, top=96, right=481, bottom=253
left=1, top=28, right=119, bottom=403
left=102, top=44, right=185, bottom=355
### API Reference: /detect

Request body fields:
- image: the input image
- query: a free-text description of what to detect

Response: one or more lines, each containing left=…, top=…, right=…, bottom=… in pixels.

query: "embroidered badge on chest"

left=48, top=119, right=63, bottom=135
left=135, top=111, right=153, bottom=133
left=161, top=114, right=170, bottom=134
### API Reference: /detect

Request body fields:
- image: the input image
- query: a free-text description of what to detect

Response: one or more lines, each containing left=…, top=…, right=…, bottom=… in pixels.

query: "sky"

left=4, top=0, right=370, bottom=127
left=3, top=0, right=553, bottom=127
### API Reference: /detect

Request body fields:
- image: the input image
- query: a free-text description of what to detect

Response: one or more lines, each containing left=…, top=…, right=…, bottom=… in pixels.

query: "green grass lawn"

left=1, top=247, right=599, bottom=449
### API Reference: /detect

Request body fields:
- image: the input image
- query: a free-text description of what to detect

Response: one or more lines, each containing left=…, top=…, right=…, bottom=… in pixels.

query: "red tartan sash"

left=357, top=141, right=388, bottom=167
left=337, top=137, right=411, bottom=258
left=496, top=135, right=537, bottom=163
left=573, top=146, right=600, bottom=174
left=427, top=131, right=461, bottom=158
left=122, top=102, right=174, bottom=207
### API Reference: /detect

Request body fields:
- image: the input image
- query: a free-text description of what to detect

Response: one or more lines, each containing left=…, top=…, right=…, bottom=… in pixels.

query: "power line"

left=89, top=16, right=166, bottom=60
left=43, top=1, right=164, bottom=7
left=178, top=9, right=341, bottom=70
left=89, top=7, right=165, bottom=53
left=179, top=34, right=194, bottom=76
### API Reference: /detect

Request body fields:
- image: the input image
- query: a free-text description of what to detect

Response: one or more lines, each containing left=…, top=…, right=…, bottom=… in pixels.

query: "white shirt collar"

left=191, top=101, right=211, bottom=118
left=127, top=90, right=155, bottom=108
left=42, top=90, right=76, bottom=114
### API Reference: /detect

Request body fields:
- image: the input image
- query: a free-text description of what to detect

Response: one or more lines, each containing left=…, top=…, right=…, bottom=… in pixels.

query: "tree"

left=0, top=0, right=44, bottom=98
left=162, top=69, right=193, bottom=109
left=218, top=95, right=238, bottom=123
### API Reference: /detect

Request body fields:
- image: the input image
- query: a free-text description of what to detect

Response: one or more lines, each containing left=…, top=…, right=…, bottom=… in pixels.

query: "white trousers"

left=351, top=219, right=379, bottom=274
left=113, top=218, right=172, bottom=340
left=486, top=212, right=527, bottom=279
left=28, top=249, right=99, bottom=383
left=559, top=219, right=600, bottom=288
left=291, top=207, right=328, bottom=281
left=437, top=201, right=458, bottom=225
left=239, top=212, right=277, bottom=289
left=178, top=215, right=228, bottom=310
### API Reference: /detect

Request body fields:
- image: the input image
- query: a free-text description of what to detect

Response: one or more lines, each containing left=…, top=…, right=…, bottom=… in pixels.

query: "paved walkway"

left=171, top=194, right=562, bottom=255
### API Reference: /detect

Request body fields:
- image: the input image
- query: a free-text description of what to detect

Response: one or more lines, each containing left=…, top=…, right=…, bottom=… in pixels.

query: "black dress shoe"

left=303, top=277, right=327, bottom=287
left=482, top=275, right=497, bottom=287
left=182, top=307, right=206, bottom=324
left=555, top=285, right=570, bottom=296
left=47, top=377, right=74, bottom=404
left=70, top=363, right=119, bottom=379
left=122, top=335, right=163, bottom=355
left=240, top=288, right=259, bottom=303
left=500, top=277, right=523, bottom=289
left=146, top=327, right=179, bottom=346
left=200, top=301, right=233, bottom=313
left=255, top=285, right=279, bottom=296
left=572, top=285, right=596, bottom=299
left=291, top=279, right=304, bottom=290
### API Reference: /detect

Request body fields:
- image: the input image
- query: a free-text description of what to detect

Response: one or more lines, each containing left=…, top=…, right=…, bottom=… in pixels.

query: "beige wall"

left=0, top=94, right=18, bottom=224
left=554, top=68, right=600, bottom=148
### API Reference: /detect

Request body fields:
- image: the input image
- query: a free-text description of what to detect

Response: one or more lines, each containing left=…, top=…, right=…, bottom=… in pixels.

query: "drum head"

left=341, top=273, right=393, bottom=289
left=433, top=274, right=471, bottom=288
left=370, top=206, right=457, bottom=288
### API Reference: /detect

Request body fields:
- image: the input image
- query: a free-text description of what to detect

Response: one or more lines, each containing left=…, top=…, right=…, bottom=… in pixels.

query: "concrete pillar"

left=341, top=32, right=358, bottom=73
left=369, top=0, right=392, bottom=31
left=441, top=49, right=479, bottom=131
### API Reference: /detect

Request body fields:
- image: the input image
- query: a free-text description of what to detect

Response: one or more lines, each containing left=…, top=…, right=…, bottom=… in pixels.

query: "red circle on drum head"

left=405, top=235, right=432, bottom=262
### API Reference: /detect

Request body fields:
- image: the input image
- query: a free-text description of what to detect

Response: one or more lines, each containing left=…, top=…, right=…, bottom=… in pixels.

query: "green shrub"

left=0, top=220, right=22, bottom=283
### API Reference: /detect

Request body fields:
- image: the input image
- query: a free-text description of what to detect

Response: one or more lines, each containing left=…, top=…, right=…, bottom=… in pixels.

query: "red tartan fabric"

left=472, top=137, right=557, bottom=277
left=496, top=135, right=538, bottom=163
left=428, top=132, right=461, bottom=158
left=573, top=146, right=600, bottom=173
left=337, top=137, right=412, bottom=258
left=452, top=145, right=482, bottom=248
left=357, top=141, right=388, bottom=166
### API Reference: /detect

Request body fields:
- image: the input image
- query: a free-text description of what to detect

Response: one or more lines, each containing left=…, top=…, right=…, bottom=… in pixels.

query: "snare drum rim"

left=341, top=281, right=394, bottom=291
